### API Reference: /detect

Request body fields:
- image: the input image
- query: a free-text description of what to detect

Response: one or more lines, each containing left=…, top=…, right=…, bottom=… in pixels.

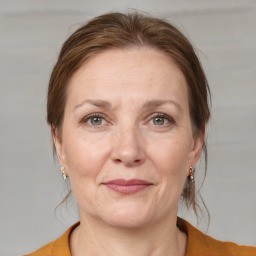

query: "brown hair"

left=47, top=12, right=211, bottom=219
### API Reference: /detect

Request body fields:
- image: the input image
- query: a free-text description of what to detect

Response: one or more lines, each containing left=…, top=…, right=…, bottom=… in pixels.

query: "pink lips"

left=102, top=179, right=153, bottom=194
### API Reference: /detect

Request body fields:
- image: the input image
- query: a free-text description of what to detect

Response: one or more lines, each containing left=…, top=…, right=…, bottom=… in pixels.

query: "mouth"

left=102, top=179, right=153, bottom=195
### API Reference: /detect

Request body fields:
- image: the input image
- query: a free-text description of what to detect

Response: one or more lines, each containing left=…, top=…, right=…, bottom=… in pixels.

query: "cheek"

left=62, top=129, right=112, bottom=179
left=150, top=139, right=190, bottom=201
left=62, top=132, right=113, bottom=208
left=149, top=133, right=192, bottom=173
left=147, top=133, right=192, bottom=196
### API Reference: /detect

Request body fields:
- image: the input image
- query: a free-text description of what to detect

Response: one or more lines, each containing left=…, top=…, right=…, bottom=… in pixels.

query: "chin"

left=98, top=203, right=154, bottom=229
left=104, top=214, right=150, bottom=229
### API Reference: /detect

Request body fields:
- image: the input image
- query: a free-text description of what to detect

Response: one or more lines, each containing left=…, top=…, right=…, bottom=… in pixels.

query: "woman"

left=25, top=12, right=256, bottom=256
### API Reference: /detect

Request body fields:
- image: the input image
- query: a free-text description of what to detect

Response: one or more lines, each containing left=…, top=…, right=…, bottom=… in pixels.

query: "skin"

left=53, top=47, right=204, bottom=256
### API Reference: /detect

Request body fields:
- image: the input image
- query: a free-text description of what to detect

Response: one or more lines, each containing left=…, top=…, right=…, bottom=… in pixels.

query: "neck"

left=70, top=213, right=187, bottom=256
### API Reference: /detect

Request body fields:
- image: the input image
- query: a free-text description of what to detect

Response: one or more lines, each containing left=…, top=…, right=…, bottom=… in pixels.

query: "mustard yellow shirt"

left=24, top=218, right=256, bottom=256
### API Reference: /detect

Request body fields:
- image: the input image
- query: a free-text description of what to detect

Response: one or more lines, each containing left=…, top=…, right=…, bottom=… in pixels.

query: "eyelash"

left=150, top=113, right=175, bottom=126
left=81, top=113, right=107, bottom=126
left=81, top=112, right=175, bottom=127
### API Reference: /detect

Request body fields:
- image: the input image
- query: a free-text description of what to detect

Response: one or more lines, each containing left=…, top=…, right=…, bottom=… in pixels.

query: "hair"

left=47, top=11, right=211, bottom=221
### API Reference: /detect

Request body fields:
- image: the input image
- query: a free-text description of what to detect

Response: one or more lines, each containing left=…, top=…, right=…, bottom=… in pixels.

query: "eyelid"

left=147, top=112, right=176, bottom=126
left=81, top=112, right=109, bottom=124
left=80, top=112, right=175, bottom=126
left=150, top=112, right=175, bottom=121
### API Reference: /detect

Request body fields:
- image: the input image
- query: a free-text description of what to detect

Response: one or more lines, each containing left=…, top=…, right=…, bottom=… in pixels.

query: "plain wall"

left=0, top=1, right=255, bottom=255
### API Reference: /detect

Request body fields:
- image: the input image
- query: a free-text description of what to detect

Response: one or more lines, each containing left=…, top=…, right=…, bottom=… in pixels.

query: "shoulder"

left=177, top=217, right=256, bottom=256
left=24, top=240, right=56, bottom=256
left=23, top=222, right=80, bottom=256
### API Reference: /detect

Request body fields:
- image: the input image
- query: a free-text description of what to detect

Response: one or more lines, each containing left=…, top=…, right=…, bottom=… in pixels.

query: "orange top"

left=24, top=218, right=256, bottom=256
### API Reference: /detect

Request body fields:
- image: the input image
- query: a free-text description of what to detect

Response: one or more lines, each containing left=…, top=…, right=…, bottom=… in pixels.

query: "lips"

left=102, top=179, right=153, bottom=194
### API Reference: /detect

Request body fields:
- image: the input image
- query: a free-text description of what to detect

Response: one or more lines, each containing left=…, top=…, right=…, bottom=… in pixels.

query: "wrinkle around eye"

left=79, top=113, right=111, bottom=129
left=146, top=112, right=176, bottom=127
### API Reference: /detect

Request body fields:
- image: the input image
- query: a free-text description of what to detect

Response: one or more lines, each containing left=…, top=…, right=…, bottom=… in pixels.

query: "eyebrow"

left=74, top=99, right=111, bottom=111
left=74, top=99, right=182, bottom=112
left=143, top=100, right=183, bottom=112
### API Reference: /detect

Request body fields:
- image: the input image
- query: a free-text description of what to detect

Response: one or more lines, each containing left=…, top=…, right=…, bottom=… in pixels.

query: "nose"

left=111, top=126, right=146, bottom=167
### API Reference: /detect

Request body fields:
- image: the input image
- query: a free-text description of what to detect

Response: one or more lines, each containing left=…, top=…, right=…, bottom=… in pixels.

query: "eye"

left=82, top=113, right=107, bottom=126
left=90, top=116, right=103, bottom=125
left=150, top=113, right=174, bottom=126
left=153, top=116, right=166, bottom=125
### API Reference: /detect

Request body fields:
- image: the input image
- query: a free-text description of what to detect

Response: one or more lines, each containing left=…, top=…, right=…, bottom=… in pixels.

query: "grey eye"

left=90, top=117, right=103, bottom=125
left=153, top=117, right=165, bottom=125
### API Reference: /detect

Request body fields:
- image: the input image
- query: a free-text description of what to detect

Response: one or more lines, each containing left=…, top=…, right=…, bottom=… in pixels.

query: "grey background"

left=0, top=1, right=256, bottom=255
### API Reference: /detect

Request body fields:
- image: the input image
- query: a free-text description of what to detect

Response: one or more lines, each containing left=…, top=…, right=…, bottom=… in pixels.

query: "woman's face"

left=54, top=47, right=203, bottom=228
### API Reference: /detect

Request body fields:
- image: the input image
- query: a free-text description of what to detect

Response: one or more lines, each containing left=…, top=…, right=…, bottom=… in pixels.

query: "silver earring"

left=189, top=166, right=194, bottom=183
left=60, top=167, right=67, bottom=180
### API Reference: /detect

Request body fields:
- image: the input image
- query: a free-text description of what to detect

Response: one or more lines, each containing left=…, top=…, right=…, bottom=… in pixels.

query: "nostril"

left=113, top=157, right=143, bottom=166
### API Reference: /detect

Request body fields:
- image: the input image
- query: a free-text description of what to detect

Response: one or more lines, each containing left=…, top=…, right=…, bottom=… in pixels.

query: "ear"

left=189, top=124, right=205, bottom=167
left=51, top=126, right=67, bottom=167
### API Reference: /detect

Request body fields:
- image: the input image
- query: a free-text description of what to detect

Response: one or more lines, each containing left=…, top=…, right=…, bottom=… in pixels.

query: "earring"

left=189, top=166, right=194, bottom=183
left=60, top=167, right=67, bottom=180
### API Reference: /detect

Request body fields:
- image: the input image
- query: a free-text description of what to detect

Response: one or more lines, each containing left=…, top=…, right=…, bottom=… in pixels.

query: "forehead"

left=66, top=47, right=189, bottom=109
